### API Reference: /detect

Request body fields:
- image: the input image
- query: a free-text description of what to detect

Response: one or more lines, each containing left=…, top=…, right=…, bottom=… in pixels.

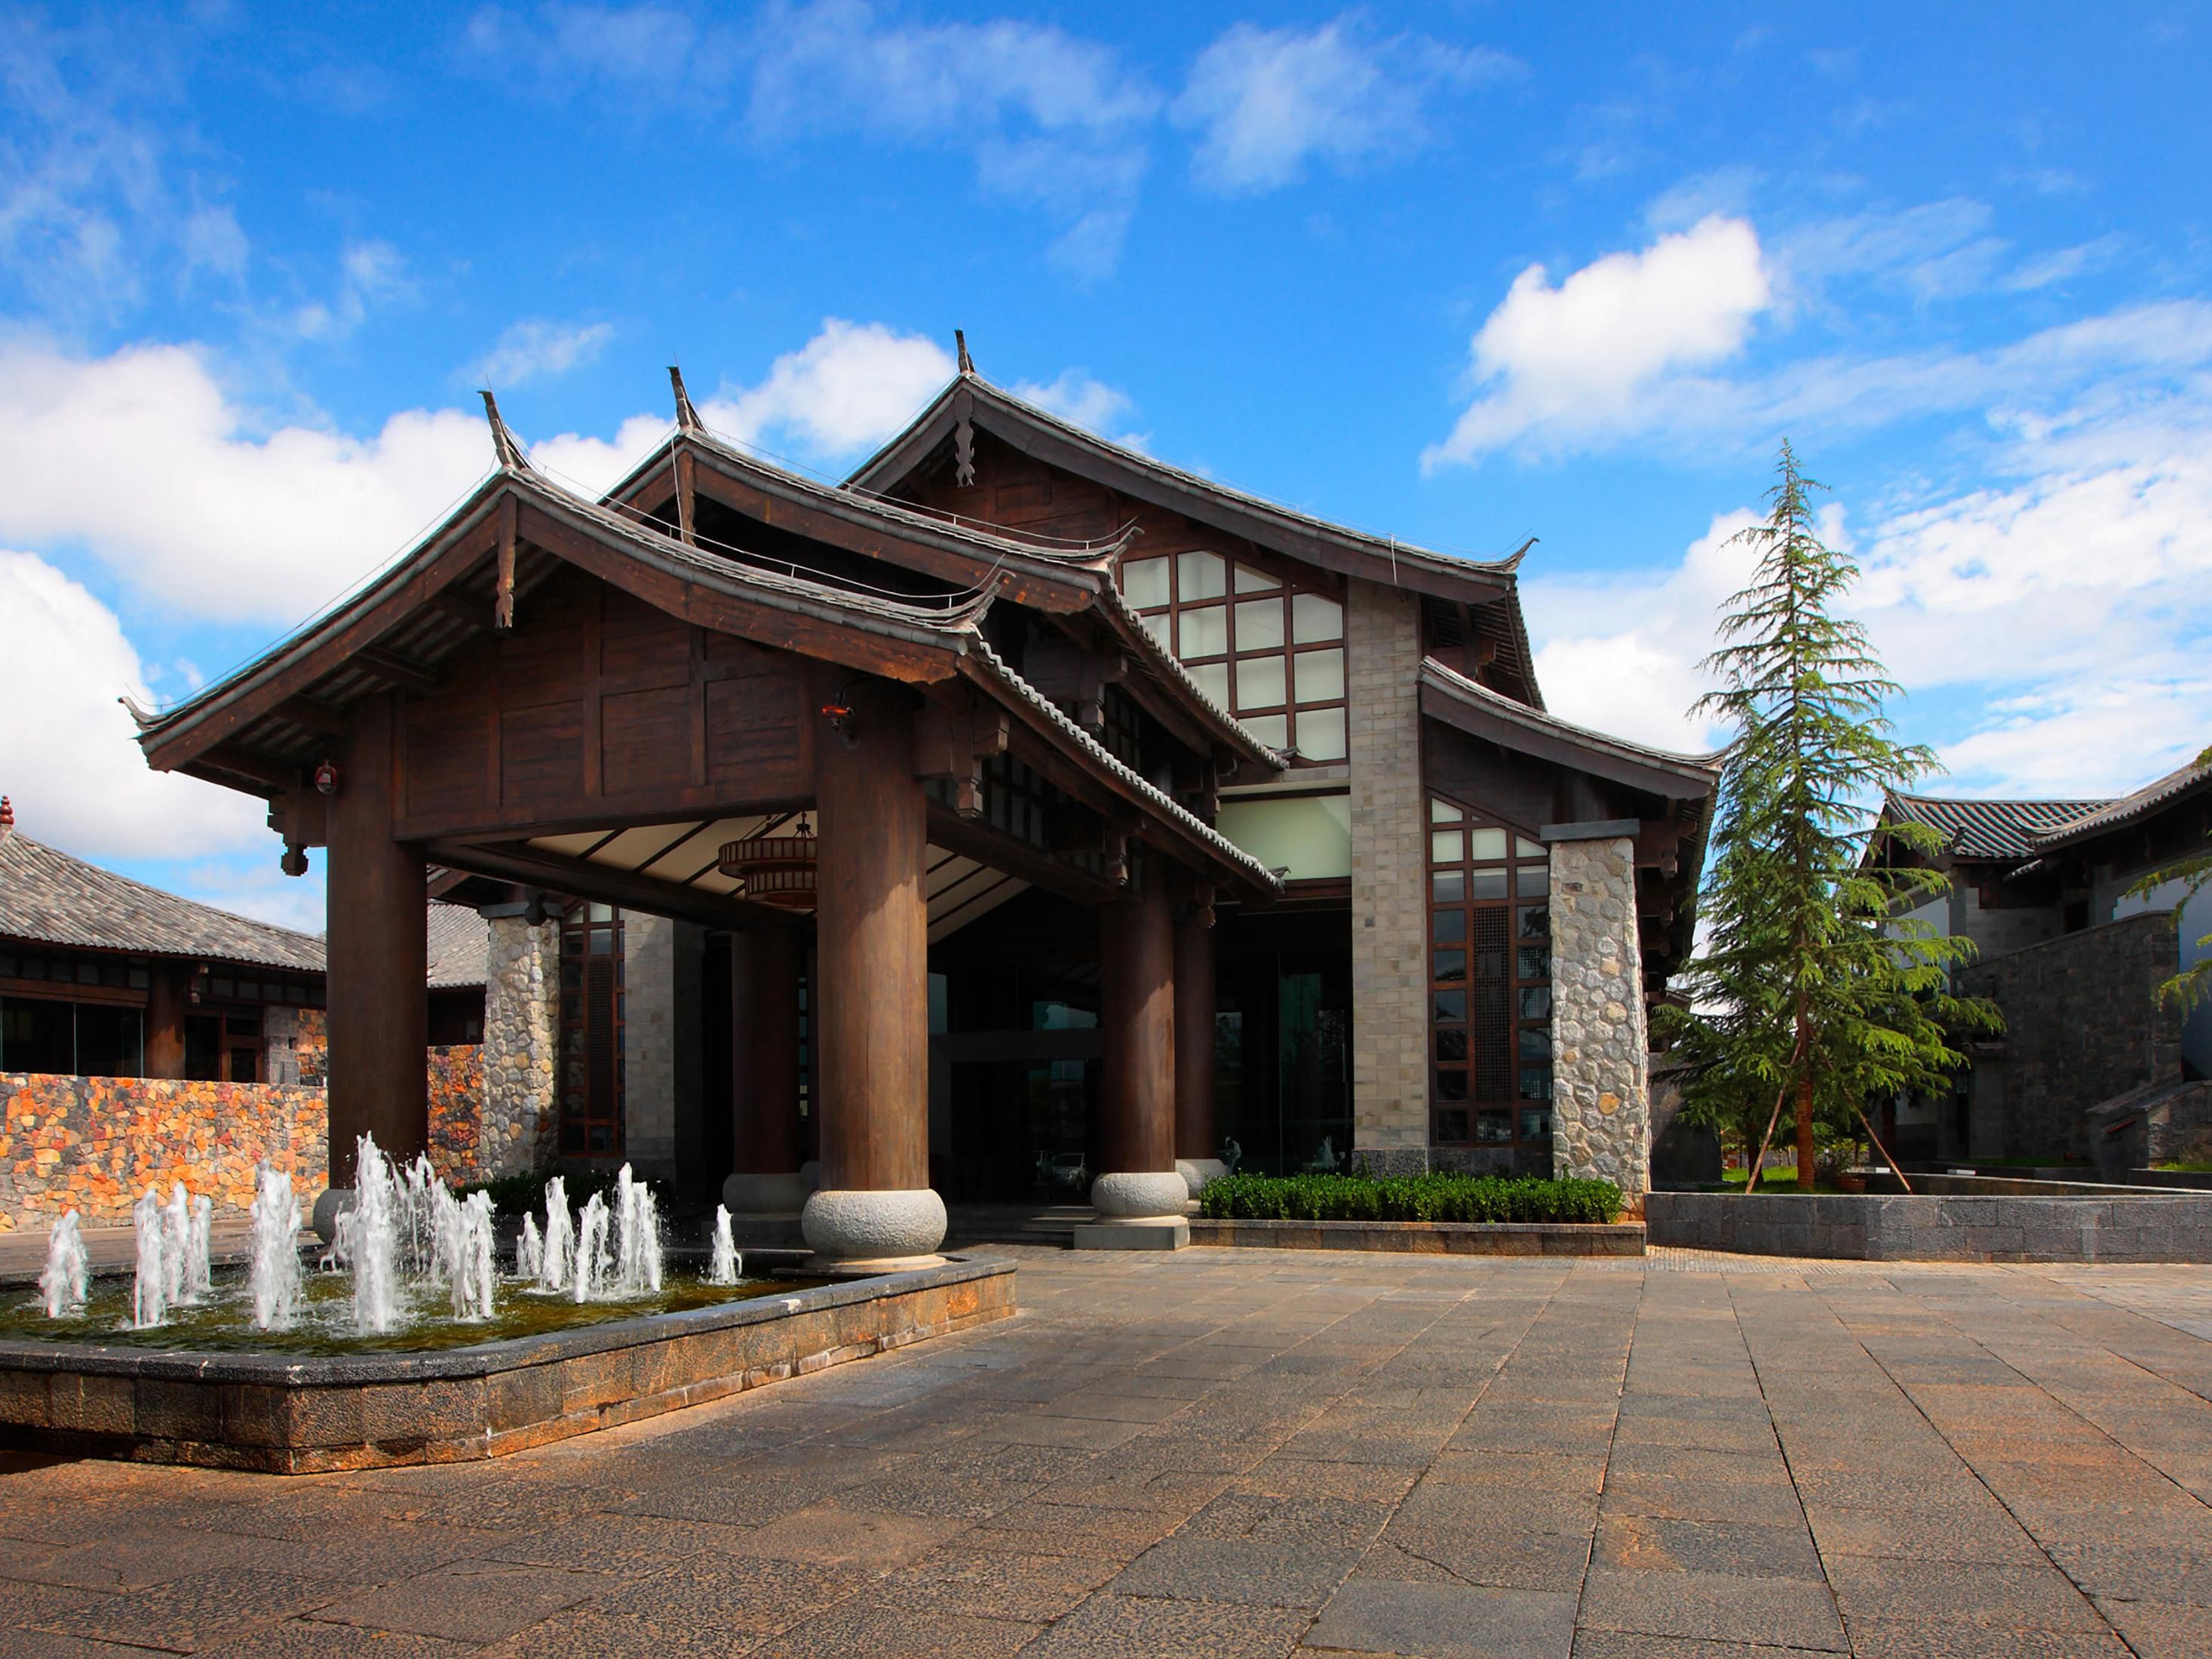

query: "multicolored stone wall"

left=425, top=1044, right=488, bottom=1185
left=0, top=1072, right=326, bottom=1230
left=0, top=1043, right=489, bottom=1229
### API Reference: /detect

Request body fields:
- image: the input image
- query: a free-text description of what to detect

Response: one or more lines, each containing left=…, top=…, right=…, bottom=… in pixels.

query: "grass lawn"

left=1720, top=1169, right=1848, bottom=1195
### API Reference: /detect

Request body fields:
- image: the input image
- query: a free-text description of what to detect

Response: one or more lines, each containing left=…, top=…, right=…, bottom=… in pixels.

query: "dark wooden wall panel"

left=392, top=569, right=814, bottom=838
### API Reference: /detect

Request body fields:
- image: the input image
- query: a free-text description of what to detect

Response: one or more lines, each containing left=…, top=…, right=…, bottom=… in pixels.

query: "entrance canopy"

left=130, top=407, right=1284, bottom=928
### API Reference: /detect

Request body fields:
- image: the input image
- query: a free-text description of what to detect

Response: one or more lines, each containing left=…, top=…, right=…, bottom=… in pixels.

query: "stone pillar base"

left=310, top=1187, right=354, bottom=1245
left=801, top=1187, right=946, bottom=1264
left=1091, top=1170, right=1189, bottom=1218
left=722, top=1171, right=813, bottom=1214
left=1177, top=1158, right=1230, bottom=1197
left=1073, top=1216, right=1190, bottom=1251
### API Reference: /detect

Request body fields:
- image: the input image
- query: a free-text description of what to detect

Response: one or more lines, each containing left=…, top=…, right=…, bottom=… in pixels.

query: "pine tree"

left=1659, top=444, right=1999, bottom=1189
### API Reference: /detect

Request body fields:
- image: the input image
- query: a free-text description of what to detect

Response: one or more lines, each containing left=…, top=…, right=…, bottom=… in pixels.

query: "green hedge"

left=1198, top=1171, right=1624, bottom=1225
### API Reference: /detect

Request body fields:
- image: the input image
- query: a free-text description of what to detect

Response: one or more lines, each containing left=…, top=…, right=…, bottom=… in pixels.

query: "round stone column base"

left=1091, top=1170, right=1190, bottom=1219
left=310, top=1187, right=354, bottom=1245
left=801, top=1187, right=946, bottom=1263
left=1176, top=1158, right=1230, bottom=1197
left=722, top=1171, right=812, bottom=1214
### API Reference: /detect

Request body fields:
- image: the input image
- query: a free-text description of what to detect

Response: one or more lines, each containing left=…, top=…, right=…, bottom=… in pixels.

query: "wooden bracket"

left=952, top=389, right=976, bottom=488
left=913, top=699, right=1011, bottom=820
left=674, top=446, right=698, bottom=547
left=495, top=491, right=519, bottom=630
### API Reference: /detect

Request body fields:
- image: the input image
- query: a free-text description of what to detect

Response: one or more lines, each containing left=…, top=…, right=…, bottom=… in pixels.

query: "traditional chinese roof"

left=1417, top=661, right=1720, bottom=798
left=848, top=371, right=1527, bottom=608
left=2029, top=748, right=2212, bottom=851
left=425, top=903, right=489, bottom=989
left=0, top=826, right=324, bottom=972
left=1881, top=793, right=2113, bottom=862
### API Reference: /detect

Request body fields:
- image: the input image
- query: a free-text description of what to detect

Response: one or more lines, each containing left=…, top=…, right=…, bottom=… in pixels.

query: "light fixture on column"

left=717, top=817, right=818, bottom=909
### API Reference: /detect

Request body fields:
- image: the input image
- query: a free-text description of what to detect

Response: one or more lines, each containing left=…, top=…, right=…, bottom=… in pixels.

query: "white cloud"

left=287, top=238, right=411, bottom=342
left=471, top=317, right=615, bottom=388
left=1526, top=403, right=2212, bottom=798
left=698, top=317, right=954, bottom=459
left=1014, top=370, right=1132, bottom=434
left=1174, top=17, right=1517, bottom=194
left=0, top=336, right=490, bottom=624
left=0, top=550, right=264, bottom=861
left=1426, top=216, right=1773, bottom=467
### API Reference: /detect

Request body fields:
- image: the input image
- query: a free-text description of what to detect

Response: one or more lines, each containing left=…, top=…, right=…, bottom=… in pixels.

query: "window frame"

left=1116, top=546, right=1349, bottom=765
left=1425, top=793, right=1554, bottom=1152
left=560, top=901, right=627, bottom=1157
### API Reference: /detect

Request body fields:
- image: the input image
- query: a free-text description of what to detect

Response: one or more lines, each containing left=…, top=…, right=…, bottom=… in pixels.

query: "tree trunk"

left=1795, top=1072, right=1815, bottom=1190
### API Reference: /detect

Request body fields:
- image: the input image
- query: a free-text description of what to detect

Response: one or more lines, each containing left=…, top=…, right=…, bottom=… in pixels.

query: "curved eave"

left=137, top=468, right=989, bottom=780
left=963, top=642, right=1283, bottom=904
left=2029, top=757, right=2212, bottom=852
left=849, top=376, right=1520, bottom=607
left=1419, top=661, right=1719, bottom=800
left=603, top=429, right=1124, bottom=614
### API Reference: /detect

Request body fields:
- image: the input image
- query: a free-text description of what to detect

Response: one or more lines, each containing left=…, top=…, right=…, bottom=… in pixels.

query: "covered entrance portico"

left=133, top=395, right=1282, bottom=1261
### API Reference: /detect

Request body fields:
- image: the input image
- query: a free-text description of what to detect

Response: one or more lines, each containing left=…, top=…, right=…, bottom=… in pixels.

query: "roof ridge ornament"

left=1500, top=536, right=1536, bottom=572
left=479, top=389, right=532, bottom=473
left=669, top=364, right=704, bottom=432
left=955, top=329, right=974, bottom=376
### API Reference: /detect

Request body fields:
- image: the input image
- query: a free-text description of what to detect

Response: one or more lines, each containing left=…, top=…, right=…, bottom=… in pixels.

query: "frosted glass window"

left=1471, top=869, right=1508, bottom=900
left=1178, top=605, right=1227, bottom=657
left=1235, top=563, right=1279, bottom=592
left=1517, top=864, right=1549, bottom=898
left=1178, top=550, right=1226, bottom=600
left=1190, top=661, right=1230, bottom=706
left=1214, top=793, right=1352, bottom=881
left=1431, top=799, right=1463, bottom=823
left=1235, top=653, right=1287, bottom=709
left=1433, top=870, right=1464, bottom=902
left=1141, top=612, right=1170, bottom=646
left=1296, top=707, right=1346, bottom=760
left=1243, top=713, right=1289, bottom=747
left=1291, top=592, right=1344, bottom=643
left=1121, top=557, right=1169, bottom=608
left=1516, top=838, right=1547, bottom=859
left=1431, top=830, right=1464, bottom=863
left=1469, top=828, right=1508, bottom=860
left=1235, top=597, right=1285, bottom=651
left=1293, top=648, right=1344, bottom=704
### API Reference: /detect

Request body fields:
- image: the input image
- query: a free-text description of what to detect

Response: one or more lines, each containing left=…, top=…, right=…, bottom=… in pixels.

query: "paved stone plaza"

left=4, top=1245, right=2211, bottom=1657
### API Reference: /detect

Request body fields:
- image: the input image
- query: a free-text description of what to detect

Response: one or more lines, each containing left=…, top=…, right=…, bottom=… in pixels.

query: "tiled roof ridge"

left=2029, top=747, right=2212, bottom=850
left=969, top=639, right=1283, bottom=894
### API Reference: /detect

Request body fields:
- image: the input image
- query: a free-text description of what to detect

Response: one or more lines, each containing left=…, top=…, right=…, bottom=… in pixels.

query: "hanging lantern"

left=717, top=817, right=818, bottom=909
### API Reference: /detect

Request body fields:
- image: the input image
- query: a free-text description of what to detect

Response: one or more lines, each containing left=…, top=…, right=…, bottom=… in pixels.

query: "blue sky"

left=3, top=2, right=2209, bottom=931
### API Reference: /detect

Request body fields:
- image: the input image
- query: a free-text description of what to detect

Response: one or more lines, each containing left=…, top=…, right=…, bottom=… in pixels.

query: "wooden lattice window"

left=560, top=902, right=625, bottom=1155
left=1428, top=796, right=1552, bottom=1148
left=1117, top=548, right=1348, bottom=762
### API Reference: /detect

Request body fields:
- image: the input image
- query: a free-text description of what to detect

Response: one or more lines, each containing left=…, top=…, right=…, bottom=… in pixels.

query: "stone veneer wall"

left=481, top=916, right=559, bottom=1179
left=1548, top=836, right=1651, bottom=1201
left=1346, top=577, right=1431, bottom=1176
left=0, top=1050, right=492, bottom=1228
left=1958, top=909, right=2183, bottom=1159
left=0, top=1073, right=326, bottom=1229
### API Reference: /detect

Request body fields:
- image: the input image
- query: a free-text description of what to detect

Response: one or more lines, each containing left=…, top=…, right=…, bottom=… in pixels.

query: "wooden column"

left=1100, top=865, right=1177, bottom=1177
left=1173, top=907, right=1216, bottom=1164
left=144, top=960, right=189, bottom=1081
left=812, top=685, right=927, bottom=1194
left=325, top=692, right=428, bottom=1188
left=730, top=925, right=803, bottom=1176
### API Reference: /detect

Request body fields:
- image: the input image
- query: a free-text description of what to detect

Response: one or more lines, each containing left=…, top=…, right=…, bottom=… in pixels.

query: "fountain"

left=249, top=1166, right=302, bottom=1330
left=3, top=1129, right=1010, bottom=1472
left=39, top=1210, right=87, bottom=1317
left=538, top=1175, right=573, bottom=1291
left=708, top=1205, right=741, bottom=1285
left=131, top=1188, right=166, bottom=1328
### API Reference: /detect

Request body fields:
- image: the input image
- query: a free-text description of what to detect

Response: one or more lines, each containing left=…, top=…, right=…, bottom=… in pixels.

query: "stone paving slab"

left=8, top=1244, right=2212, bottom=1655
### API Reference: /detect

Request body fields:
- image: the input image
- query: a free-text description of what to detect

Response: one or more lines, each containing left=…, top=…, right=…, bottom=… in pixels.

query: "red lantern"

left=313, top=759, right=339, bottom=796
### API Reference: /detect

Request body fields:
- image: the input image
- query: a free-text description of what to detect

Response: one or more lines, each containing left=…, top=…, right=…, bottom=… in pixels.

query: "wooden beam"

left=201, top=744, right=299, bottom=790
left=425, top=839, right=808, bottom=936
left=272, top=696, right=347, bottom=736
left=925, top=803, right=1124, bottom=907
left=356, top=645, right=444, bottom=696
left=427, top=590, right=495, bottom=631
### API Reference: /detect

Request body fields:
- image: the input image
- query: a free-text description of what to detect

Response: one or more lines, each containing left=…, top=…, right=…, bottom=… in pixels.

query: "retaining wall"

left=1646, top=1189, right=2212, bottom=1262
left=1, top=1052, right=492, bottom=1229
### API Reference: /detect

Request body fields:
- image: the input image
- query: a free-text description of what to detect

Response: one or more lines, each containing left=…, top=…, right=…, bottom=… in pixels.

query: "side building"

left=1876, top=750, right=2212, bottom=1167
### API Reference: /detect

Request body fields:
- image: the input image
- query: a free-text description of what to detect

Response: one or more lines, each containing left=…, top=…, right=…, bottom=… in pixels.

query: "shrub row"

left=1198, top=1171, right=1624, bottom=1225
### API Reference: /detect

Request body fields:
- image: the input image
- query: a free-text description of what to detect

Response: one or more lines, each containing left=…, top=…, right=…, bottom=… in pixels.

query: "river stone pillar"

left=1080, top=862, right=1189, bottom=1249
left=800, top=681, right=946, bottom=1266
left=1545, top=826, right=1650, bottom=1204
left=480, top=913, right=559, bottom=1178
